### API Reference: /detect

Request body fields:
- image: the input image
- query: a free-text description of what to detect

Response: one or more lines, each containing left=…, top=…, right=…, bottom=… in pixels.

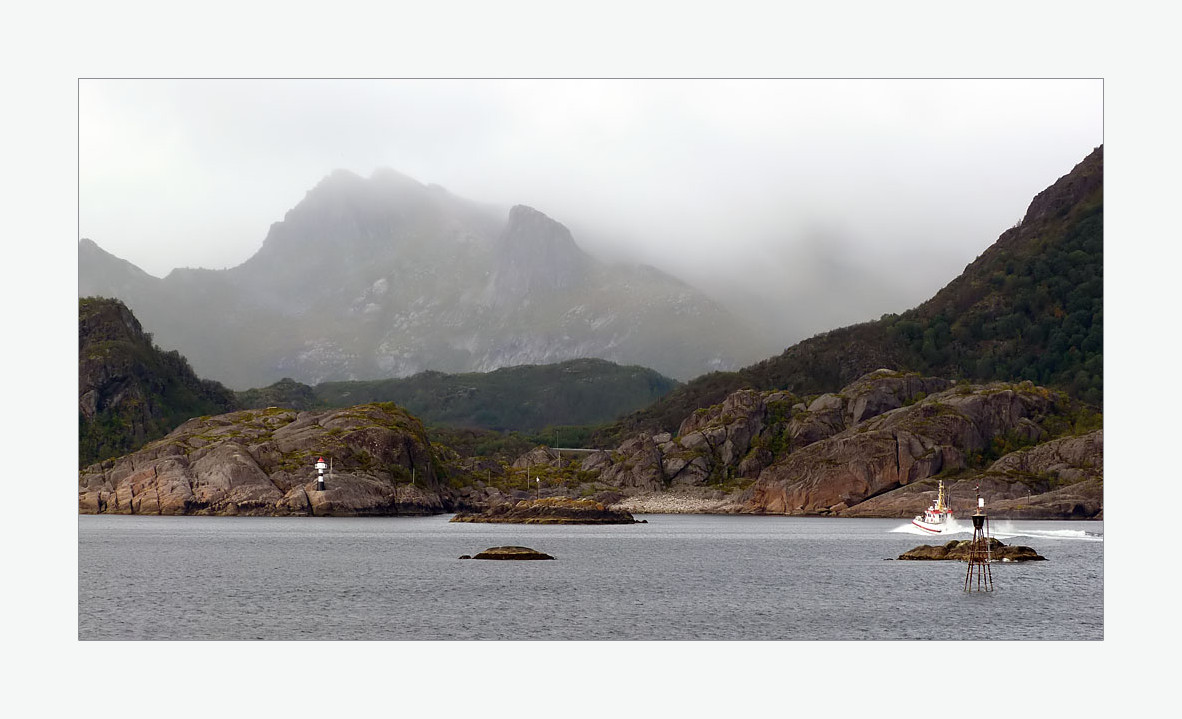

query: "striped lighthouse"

left=315, top=456, right=327, bottom=491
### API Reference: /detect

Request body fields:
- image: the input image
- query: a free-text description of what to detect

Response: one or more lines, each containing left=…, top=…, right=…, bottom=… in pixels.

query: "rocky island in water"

left=461, top=546, right=556, bottom=560
left=898, top=538, right=1047, bottom=562
left=451, top=497, right=640, bottom=524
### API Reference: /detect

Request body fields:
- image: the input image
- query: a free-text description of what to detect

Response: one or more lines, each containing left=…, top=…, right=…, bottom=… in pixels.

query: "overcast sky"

left=79, top=78, right=1102, bottom=343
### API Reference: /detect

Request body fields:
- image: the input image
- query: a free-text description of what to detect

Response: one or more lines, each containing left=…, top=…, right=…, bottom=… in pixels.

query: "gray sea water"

left=78, top=513, right=1103, bottom=640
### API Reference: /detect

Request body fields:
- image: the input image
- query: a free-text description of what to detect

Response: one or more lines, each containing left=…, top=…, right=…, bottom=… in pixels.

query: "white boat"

left=911, top=480, right=954, bottom=533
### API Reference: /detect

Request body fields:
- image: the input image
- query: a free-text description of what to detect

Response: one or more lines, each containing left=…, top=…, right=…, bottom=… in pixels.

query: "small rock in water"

left=471, top=546, right=555, bottom=560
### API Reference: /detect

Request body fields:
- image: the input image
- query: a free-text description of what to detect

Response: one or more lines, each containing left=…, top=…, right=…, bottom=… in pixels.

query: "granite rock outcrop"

left=79, top=403, right=445, bottom=516
left=741, top=380, right=1070, bottom=515
left=512, top=370, right=1102, bottom=520
left=842, top=430, right=1102, bottom=518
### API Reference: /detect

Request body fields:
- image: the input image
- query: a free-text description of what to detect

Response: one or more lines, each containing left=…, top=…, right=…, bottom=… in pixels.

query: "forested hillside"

left=79, top=297, right=238, bottom=465
left=596, top=146, right=1103, bottom=444
left=237, top=358, right=678, bottom=432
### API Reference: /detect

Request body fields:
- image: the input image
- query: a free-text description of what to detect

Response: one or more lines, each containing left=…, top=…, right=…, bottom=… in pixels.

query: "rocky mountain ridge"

left=80, top=170, right=773, bottom=388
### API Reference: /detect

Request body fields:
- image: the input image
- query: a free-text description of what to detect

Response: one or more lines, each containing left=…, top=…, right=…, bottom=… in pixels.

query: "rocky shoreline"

left=77, top=404, right=446, bottom=517
left=79, top=372, right=1104, bottom=521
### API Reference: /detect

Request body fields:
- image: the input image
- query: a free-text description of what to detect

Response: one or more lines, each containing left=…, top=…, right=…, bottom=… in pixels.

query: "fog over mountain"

left=80, top=169, right=775, bottom=388
left=80, top=80, right=1104, bottom=347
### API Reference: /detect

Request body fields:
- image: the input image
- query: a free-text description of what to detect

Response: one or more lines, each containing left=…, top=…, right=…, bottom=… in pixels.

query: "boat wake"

left=889, top=519, right=1103, bottom=541
left=889, top=516, right=972, bottom=536
left=988, top=521, right=1104, bottom=542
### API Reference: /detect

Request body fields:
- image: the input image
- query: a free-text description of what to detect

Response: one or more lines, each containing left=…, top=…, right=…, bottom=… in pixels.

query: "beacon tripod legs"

left=964, top=500, right=993, bottom=592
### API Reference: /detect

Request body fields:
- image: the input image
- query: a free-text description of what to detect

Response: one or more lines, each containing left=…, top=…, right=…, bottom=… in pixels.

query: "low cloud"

left=80, top=79, right=1102, bottom=350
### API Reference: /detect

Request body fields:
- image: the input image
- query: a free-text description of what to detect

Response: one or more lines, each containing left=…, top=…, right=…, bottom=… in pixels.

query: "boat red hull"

left=911, top=518, right=945, bottom=533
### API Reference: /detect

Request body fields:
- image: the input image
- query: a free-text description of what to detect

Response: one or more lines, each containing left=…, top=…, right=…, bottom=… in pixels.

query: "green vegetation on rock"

left=237, top=358, right=678, bottom=433
left=78, top=297, right=238, bottom=466
left=595, top=146, right=1104, bottom=444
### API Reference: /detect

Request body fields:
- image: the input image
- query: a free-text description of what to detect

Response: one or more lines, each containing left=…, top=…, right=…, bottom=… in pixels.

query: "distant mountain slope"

left=236, top=358, right=679, bottom=433
left=596, top=146, right=1103, bottom=443
left=79, top=170, right=772, bottom=388
left=79, top=297, right=238, bottom=465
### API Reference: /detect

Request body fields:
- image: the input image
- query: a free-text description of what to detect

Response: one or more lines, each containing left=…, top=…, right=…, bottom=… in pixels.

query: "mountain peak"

left=78, top=238, right=162, bottom=290
left=505, top=204, right=572, bottom=236
left=1021, top=145, right=1103, bottom=227
left=304, top=167, right=427, bottom=203
left=508, top=203, right=552, bottom=218
left=492, top=205, right=589, bottom=299
left=370, top=166, right=427, bottom=189
left=79, top=170, right=766, bottom=386
left=311, top=168, right=365, bottom=190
